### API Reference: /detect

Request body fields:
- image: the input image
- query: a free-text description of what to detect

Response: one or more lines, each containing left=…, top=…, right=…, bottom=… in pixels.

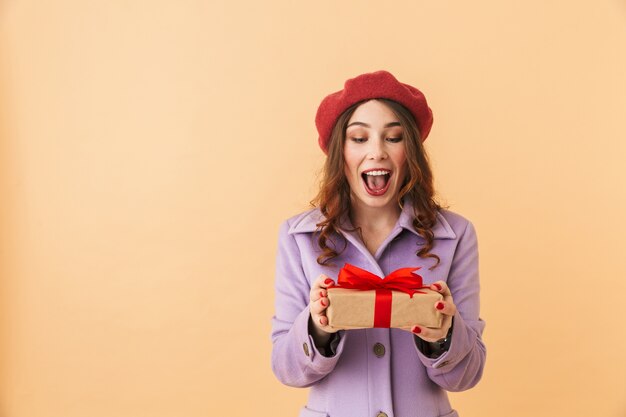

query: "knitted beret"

left=315, top=70, right=433, bottom=154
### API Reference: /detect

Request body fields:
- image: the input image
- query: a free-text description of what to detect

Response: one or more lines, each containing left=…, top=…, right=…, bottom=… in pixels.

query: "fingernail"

left=433, top=283, right=442, bottom=291
left=412, top=325, right=422, bottom=334
left=321, top=299, right=327, bottom=307
left=319, top=291, right=324, bottom=298
left=436, top=302, right=444, bottom=310
left=319, top=318, right=324, bottom=325
left=324, top=278, right=334, bottom=285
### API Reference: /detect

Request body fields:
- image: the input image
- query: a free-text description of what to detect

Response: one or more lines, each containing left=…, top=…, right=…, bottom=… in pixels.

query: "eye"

left=350, top=137, right=367, bottom=143
left=387, top=136, right=403, bottom=143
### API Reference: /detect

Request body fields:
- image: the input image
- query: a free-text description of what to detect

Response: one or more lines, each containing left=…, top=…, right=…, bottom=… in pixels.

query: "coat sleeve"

left=270, top=220, right=347, bottom=388
left=413, top=220, right=487, bottom=392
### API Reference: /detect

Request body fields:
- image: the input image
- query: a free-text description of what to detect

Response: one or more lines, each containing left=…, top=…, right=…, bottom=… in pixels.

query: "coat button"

left=377, top=412, right=388, bottom=417
left=303, top=342, right=310, bottom=357
left=373, top=342, right=385, bottom=358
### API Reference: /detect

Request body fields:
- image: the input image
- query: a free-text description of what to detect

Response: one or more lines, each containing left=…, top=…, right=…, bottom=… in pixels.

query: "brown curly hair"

left=309, top=98, right=449, bottom=270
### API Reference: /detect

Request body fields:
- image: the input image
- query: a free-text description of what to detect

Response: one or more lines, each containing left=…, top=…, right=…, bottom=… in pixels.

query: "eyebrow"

left=347, top=121, right=402, bottom=128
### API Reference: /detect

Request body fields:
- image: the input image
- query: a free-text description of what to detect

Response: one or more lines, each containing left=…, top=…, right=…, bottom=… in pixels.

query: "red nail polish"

left=324, top=278, right=334, bottom=286
left=436, top=302, right=444, bottom=310
left=412, top=325, right=422, bottom=334
left=321, top=299, right=327, bottom=307
left=433, top=283, right=442, bottom=291
left=320, top=291, right=324, bottom=298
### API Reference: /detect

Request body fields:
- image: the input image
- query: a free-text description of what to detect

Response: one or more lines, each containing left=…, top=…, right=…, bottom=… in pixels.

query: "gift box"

left=326, top=263, right=443, bottom=330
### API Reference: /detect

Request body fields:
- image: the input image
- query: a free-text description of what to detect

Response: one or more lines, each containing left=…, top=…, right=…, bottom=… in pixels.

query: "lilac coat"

left=270, top=199, right=486, bottom=417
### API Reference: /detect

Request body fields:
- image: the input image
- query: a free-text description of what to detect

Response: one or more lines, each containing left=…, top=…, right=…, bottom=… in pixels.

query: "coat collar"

left=288, top=198, right=456, bottom=240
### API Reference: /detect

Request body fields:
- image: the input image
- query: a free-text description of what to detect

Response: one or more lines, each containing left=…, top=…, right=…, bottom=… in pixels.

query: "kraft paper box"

left=326, top=287, right=443, bottom=330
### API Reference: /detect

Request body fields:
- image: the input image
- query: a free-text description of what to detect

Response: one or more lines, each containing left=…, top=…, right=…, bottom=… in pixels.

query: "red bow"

left=334, top=263, right=428, bottom=328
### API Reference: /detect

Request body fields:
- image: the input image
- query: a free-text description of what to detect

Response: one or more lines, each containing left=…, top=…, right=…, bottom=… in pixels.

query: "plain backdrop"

left=1, top=1, right=626, bottom=416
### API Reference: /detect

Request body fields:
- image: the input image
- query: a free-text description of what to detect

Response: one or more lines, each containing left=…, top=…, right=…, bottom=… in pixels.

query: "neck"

left=348, top=196, right=402, bottom=231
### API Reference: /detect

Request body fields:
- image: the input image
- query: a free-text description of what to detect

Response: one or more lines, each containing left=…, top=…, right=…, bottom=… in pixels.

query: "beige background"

left=1, top=1, right=626, bottom=416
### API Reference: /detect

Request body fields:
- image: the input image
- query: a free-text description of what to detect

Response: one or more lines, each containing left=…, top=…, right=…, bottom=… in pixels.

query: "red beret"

left=315, top=70, right=434, bottom=155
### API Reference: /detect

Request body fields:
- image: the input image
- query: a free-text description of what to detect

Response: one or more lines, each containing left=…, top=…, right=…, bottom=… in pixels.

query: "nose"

left=367, top=137, right=388, bottom=160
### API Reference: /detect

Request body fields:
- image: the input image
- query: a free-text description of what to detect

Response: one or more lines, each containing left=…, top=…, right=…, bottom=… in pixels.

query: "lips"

left=361, top=168, right=392, bottom=196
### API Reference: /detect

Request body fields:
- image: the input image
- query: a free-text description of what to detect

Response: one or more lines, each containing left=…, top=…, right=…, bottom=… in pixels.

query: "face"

left=343, top=99, right=407, bottom=210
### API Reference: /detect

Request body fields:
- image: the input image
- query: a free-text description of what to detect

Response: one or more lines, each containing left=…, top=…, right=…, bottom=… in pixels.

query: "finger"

left=309, top=286, right=327, bottom=302
left=310, top=297, right=329, bottom=315
left=430, top=280, right=451, bottom=297
left=315, top=315, right=339, bottom=333
left=312, top=274, right=329, bottom=288
left=312, top=274, right=335, bottom=288
left=410, top=322, right=450, bottom=343
left=321, top=277, right=335, bottom=288
left=310, top=310, right=336, bottom=333
left=434, top=300, right=457, bottom=317
left=413, top=312, right=453, bottom=340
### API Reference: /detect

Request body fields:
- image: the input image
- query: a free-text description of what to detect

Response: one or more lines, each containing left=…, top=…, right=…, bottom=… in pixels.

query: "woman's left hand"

left=406, top=280, right=456, bottom=342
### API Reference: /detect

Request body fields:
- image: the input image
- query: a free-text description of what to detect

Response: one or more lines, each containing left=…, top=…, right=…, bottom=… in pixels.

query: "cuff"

left=294, top=306, right=347, bottom=373
left=414, top=316, right=454, bottom=359
left=413, top=311, right=473, bottom=371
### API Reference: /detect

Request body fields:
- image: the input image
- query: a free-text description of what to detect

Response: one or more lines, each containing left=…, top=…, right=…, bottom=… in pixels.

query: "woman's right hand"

left=309, top=274, right=340, bottom=335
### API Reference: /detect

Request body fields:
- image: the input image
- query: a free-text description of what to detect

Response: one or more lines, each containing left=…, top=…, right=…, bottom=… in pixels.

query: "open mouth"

left=361, top=169, right=392, bottom=196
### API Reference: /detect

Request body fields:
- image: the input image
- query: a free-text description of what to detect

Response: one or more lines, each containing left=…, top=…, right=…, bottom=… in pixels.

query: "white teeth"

left=364, top=170, right=390, bottom=176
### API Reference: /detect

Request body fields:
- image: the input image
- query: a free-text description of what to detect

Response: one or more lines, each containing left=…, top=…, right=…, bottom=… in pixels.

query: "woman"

left=270, top=70, right=486, bottom=417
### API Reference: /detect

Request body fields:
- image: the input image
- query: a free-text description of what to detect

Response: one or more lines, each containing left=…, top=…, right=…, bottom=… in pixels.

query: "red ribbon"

left=334, top=263, right=428, bottom=328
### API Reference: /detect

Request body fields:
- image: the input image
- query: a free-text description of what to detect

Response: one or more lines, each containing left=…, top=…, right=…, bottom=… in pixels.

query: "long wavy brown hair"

left=309, top=98, right=449, bottom=270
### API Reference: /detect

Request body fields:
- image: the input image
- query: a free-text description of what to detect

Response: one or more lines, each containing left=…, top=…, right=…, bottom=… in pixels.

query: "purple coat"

left=270, top=199, right=486, bottom=417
